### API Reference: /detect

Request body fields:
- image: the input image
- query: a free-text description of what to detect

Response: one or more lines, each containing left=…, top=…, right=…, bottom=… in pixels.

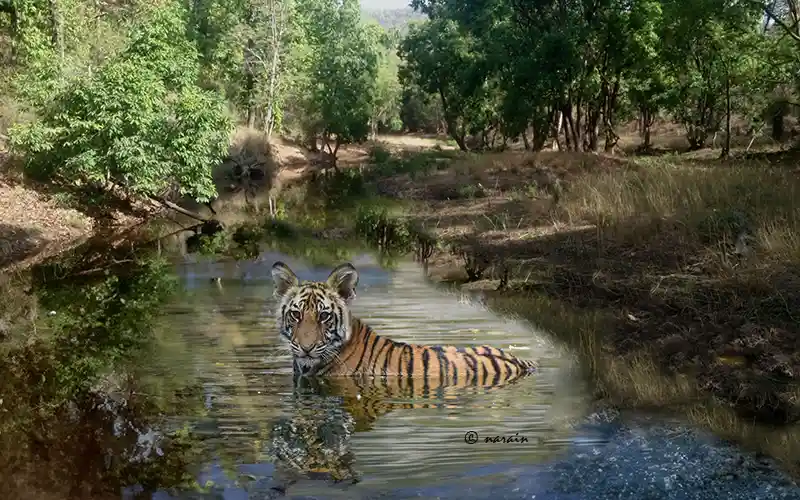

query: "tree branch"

left=151, top=196, right=210, bottom=223
left=756, top=0, right=800, bottom=43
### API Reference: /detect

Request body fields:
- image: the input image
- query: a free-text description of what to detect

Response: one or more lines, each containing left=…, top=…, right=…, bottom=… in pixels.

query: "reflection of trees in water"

left=0, top=237, right=210, bottom=499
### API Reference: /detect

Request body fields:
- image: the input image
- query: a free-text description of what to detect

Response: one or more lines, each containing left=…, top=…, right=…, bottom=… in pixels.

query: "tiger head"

left=271, top=261, right=359, bottom=376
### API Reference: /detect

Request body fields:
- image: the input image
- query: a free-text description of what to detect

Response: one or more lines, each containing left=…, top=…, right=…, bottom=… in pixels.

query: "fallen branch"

left=746, top=122, right=767, bottom=153
left=145, top=223, right=205, bottom=245
left=151, top=196, right=210, bottom=223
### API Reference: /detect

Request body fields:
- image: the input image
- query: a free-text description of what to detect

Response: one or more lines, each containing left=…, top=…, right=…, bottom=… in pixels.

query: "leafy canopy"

left=9, top=3, right=233, bottom=203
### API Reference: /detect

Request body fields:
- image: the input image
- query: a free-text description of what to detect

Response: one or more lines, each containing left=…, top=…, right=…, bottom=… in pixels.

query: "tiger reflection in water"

left=264, top=261, right=539, bottom=493
left=265, top=375, right=468, bottom=492
left=266, top=377, right=360, bottom=489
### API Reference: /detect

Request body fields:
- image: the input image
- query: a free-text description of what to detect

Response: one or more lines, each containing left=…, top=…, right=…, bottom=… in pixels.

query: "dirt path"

left=0, top=173, right=95, bottom=272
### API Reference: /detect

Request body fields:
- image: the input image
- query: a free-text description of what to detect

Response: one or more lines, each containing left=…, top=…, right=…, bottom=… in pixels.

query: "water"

left=2, top=245, right=800, bottom=499
left=165, top=253, right=590, bottom=495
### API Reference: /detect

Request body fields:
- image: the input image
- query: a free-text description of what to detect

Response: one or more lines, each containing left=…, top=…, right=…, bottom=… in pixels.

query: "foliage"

left=0, top=243, right=212, bottom=497
left=301, top=0, right=381, bottom=154
left=2, top=0, right=799, bottom=212
left=395, top=0, right=799, bottom=151
left=8, top=3, right=233, bottom=203
left=34, top=254, right=179, bottom=395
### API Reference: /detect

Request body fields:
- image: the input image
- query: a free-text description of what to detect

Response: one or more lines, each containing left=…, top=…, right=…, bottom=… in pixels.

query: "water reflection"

left=0, top=237, right=211, bottom=500
left=267, top=379, right=361, bottom=488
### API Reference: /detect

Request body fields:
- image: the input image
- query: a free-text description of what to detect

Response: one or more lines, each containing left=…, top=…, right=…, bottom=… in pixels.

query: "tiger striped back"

left=271, top=261, right=538, bottom=386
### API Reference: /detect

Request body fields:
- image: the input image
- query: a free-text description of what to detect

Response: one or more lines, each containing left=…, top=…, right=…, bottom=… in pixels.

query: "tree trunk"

left=437, top=87, right=468, bottom=151
left=642, top=107, right=653, bottom=151
left=551, top=108, right=563, bottom=151
left=562, top=115, right=572, bottom=151
left=264, top=0, right=286, bottom=139
left=243, top=3, right=257, bottom=129
left=603, top=80, right=620, bottom=152
left=721, top=71, right=731, bottom=159
left=563, top=106, right=580, bottom=152
left=521, top=130, right=531, bottom=150
left=49, top=0, right=64, bottom=69
left=771, top=101, right=787, bottom=141
left=245, top=36, right=257, bottom=128
left=586, top=107, right=600, bottom=152
left=264, top=46, right=281, bottom=138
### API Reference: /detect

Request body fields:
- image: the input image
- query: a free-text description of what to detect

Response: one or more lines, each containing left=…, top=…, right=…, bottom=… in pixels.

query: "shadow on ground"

left=444, top=212, right=800, bottom=426
left=0, top=224, right=45, bottom=268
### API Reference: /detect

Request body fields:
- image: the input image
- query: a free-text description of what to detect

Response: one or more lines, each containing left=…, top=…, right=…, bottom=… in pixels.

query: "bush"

left=8, top=4, right=233, bottom=204
left=368, top=144, right=393, bottom=164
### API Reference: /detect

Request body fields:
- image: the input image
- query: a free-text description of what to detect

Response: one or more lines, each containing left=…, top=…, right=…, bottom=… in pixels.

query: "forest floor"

left=0, top=144, right=146, bottom=273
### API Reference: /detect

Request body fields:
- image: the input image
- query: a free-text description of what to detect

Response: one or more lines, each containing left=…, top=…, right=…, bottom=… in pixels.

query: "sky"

left=359, top=0, right=412, bottom=10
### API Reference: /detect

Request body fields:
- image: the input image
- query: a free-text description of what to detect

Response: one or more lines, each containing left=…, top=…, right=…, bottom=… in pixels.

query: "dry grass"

left=561, top=158, right=800, bottom=264
left=483, top=290, right=800, bottom=478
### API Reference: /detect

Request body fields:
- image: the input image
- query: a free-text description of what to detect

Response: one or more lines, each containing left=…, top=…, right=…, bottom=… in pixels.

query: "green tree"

left=399, top=17, right=494, bottom=151
left=369, top=22, right=404, bottom=135
left=660, top=0, right=765, bottom=150
left=9, top=3, right=233, bottom=204
left=295, top=0, right=381, bottom=161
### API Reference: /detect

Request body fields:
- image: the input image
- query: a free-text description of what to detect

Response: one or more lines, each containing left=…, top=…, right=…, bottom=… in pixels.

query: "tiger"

left=270, top=261, right=538, bottom=390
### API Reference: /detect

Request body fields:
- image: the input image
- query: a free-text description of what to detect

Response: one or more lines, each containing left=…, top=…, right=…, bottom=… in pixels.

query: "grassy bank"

left=349, top=147, right=800, bottom=419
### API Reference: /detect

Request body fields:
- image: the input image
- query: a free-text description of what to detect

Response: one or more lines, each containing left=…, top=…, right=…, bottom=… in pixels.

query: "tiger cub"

left=271, top=261, right=538, bottom=389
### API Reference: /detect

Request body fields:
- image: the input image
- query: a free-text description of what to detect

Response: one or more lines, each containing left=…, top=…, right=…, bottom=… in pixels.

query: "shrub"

left=8, top=4, right=233, bottom=204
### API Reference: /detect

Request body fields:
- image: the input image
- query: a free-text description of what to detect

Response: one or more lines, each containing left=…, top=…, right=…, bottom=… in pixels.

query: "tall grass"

left=562, top=159, right=800, bottom=264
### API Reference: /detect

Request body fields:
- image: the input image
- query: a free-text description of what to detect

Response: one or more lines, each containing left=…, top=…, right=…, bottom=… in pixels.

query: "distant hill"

left=361, top=6, right=427, bottom=30
left=360, top=0, right=412, bottom=10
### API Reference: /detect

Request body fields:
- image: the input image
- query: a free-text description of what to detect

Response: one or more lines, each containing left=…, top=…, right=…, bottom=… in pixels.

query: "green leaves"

left=9, top=3, right=233, bottom=204
left=295, top=0, right=381, bottom=150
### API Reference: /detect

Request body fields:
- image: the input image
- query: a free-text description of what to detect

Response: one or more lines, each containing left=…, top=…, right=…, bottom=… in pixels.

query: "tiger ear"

left=326, top=263, right=359, bottom=302
left=271, top=261, right=299, bottom=298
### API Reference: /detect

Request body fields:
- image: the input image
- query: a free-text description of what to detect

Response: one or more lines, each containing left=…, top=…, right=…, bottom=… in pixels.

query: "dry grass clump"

left=558, top=158, right=800, bottom=268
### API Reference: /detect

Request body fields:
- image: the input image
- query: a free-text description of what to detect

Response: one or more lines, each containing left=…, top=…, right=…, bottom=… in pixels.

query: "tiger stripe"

left=313, top=317, right=537, bottom=383
left=271, top=261, right=538, bottom=394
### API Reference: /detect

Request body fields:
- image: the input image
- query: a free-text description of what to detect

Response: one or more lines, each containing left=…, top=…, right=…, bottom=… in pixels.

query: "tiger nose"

left=298, top=345, right=313, bottom=356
